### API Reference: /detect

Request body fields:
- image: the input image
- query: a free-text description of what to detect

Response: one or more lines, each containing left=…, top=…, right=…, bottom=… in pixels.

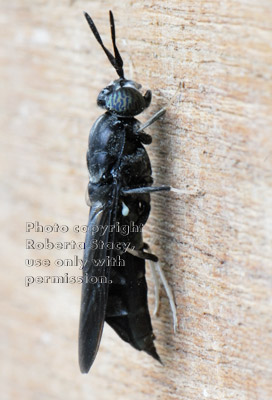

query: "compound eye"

left=97, top=86, right=113, bottom=107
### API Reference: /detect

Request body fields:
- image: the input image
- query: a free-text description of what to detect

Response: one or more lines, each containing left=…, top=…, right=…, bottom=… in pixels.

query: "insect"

left=79, top=11, right=176, bottom=373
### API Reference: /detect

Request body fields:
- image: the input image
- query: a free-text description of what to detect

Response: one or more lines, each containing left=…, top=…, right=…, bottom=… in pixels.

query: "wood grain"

left=1, top=0, right=271, bottom=399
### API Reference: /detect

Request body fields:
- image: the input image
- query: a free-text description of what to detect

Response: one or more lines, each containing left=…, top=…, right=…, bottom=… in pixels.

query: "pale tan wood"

left=1, top=0, right=271, bottom=399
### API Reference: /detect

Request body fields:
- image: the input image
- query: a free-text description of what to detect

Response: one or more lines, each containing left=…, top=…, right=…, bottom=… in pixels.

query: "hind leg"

left=133, top=242, right=178, bottom=333
left=148, top=258, right=177, bottom=333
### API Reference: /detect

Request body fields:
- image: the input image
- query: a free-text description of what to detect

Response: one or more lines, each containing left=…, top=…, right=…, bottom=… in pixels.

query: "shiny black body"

left=79, top=11, right=168, bottom=373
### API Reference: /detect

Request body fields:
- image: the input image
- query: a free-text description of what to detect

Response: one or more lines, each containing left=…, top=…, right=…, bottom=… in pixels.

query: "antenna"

left=84, top=11, right=125, bottom=79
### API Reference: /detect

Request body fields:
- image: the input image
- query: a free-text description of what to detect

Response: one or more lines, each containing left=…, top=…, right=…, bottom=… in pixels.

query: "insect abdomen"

left=105, top=252, right=161, bottom=362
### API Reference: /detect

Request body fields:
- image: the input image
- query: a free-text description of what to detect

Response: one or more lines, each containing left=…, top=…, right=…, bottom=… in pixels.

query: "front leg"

left=136, top=108, right=166, bottom=133
left=132, top=108, right=166, bottom=145
left=132, top=122, right=152, bottom=144
left=137, top=131, right=152, bottom=145
left=136, top=81, right=183, bottom=135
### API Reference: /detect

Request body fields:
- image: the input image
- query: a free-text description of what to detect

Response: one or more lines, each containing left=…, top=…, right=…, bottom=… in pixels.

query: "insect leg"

left=128, top=250, right=158, bottom=262
left=137, top=81, right=184, bottom=133
left=154, top=260, right=178, bottom=333
left=145, top=245, right=177, bottom=333
left=126, top=246, right=160, bottom=314
left=149, top=259, right=160, bottom=316
left=122, top=186, right=170, bottom=195
left=127, top=243, right=177, bottom=332
left=136, top=108, right=166, bottom=133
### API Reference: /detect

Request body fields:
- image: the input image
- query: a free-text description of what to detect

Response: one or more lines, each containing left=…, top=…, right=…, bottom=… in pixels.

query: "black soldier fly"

left=79, top=11, right=177, bottom=373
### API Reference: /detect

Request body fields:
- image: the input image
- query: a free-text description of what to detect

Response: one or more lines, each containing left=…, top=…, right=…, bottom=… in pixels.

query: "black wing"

left=79, top=184, right=119, bottom=373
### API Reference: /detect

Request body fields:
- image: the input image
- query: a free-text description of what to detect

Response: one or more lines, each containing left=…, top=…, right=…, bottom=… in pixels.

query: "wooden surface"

left=1, top=0, right=272, bottom=399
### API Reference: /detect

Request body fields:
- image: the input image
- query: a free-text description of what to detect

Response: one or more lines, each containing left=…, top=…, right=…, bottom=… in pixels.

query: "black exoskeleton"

left=79, top=11, right=170, bottom=373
